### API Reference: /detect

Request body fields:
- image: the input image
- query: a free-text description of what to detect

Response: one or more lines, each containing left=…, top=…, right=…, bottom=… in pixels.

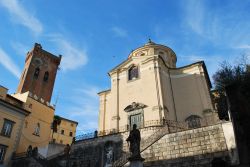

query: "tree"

left=51, top=115, right=61, bottom=142
left=212, top=56, right=249, bottom=120
left=213, top=61, right=245, bottom=90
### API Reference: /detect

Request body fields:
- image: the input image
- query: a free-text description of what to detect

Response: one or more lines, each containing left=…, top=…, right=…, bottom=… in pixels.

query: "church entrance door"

left=130, top=113, right=142, bottom=129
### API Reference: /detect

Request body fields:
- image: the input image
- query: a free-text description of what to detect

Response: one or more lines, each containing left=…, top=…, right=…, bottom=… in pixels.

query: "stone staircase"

left=112, top=120, right=188, bottom=167
left=12, top=151, right=66, bottom=167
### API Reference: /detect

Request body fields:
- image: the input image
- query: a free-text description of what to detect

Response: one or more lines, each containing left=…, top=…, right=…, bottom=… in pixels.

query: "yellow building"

left=0, top=86, right=30, bottom=166
left=52, top=116, right=78, bottom=145
left=98, top=40, right=217, bottom=134
left=11, top=91, right=55, bottom=154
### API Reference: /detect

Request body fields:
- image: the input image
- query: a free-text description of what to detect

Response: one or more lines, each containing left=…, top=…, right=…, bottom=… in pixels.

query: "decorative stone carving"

left=124, top=102, right=147, bottom=112
left=104, top=145, right=113, bottom=167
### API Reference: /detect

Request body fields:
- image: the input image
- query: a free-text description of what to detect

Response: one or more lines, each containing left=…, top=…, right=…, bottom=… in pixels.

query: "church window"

left=185, top=115, right=201, bottom=129
left=33, top=123, right=40, bottom=136
left=128, top=66, right=139, bottom=80
left=43, top=71, right=49, bottom=82
left=34, top=67, right=40, bottom=79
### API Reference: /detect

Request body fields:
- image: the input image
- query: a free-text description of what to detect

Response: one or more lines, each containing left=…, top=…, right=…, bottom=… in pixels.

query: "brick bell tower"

left=17, top=43, right=62, bottom=103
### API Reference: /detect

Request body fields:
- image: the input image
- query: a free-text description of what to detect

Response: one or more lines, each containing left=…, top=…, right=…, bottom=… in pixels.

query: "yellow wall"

left=0, top=86, right=8, bottom=100
left=12, top=92, right=55, bottom=153
left=52, top=119, right=77, bottom=145
left=0, top=92, right=29, bottom=166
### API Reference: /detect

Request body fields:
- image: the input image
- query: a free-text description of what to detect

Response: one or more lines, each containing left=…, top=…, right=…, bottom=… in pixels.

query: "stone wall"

left=70, top=122, right=238, bottom=167
left=71, top=134, right=124, bottom=167
left=142, top=124, right=229, bottom=167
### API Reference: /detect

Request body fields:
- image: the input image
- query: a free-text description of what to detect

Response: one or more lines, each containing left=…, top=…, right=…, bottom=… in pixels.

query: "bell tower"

left=17, top=43, right=62, bottom=103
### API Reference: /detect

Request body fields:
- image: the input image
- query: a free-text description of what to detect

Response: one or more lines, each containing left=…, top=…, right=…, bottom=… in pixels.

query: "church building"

left=70, top=41, right=238, bottom=167
left=98, top=40, right=215, bottom=134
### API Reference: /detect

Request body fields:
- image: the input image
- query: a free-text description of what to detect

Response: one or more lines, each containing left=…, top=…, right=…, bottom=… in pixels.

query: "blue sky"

left=0, top=0, right=250, bottom=134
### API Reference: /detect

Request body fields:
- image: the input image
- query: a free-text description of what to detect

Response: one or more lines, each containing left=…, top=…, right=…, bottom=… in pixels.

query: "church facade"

left=98, top=40, right=215, bottom=134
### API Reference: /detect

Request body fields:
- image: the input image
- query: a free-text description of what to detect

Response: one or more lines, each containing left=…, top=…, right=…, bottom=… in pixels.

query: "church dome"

left=128, top=39, right=177, bottom=68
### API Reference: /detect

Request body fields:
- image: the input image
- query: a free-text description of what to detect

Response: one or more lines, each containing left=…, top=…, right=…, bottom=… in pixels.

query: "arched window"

left=43, top=71, right=49, bottom=82
left=34, top=67, right=40, bottom=79
left=185, top=115, right=201, bottom=129
left=128, top=66, right=139, bottom=80
left=33, top=123, right=40, bottom=136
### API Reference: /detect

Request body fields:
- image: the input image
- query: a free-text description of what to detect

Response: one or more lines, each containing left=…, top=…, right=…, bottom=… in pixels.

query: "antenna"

left=54, top=91, right=60, bottom=108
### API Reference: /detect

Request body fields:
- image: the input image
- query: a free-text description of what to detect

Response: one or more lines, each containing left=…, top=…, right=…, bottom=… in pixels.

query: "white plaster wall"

left=222, top=121, right=239, bottom=165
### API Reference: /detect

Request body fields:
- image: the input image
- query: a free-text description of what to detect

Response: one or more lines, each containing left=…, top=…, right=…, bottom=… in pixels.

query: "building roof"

left=97, top=89, right=111, bottom=95
left=57, top=116, right=78, bottom=125
left=109, top=40, right=176, bottom=74
left=0, top=85, right=8, bottom=90
left=0, top=98, right=30, bottom=116
left=128, top=39, right=176, bottom=58
left=169, top=61, right=212, bottom=88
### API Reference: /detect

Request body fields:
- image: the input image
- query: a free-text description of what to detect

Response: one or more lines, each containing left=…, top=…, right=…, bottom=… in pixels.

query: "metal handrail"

left=12, top=152, right=27, bottom=159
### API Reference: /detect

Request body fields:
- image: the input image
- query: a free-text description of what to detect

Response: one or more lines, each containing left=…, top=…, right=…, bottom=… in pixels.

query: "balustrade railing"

left=75, top=114, right=219, bottom=142
left=75, top=131, right=97, bottom=141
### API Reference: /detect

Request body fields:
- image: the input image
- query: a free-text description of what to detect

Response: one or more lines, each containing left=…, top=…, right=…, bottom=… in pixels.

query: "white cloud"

left=111, top=26, right=128, bottom=38
left=59, top=85, right=101, bottom=133
left=11, top=41, right=29, bottom=56
left=77, top=121, right=98, bottom=133
left=182, top=1, right=250, bottom=48
left=0, top=0, right=43, bottom=35
left=75, top=87, right=100, bottom=99
left=49, top=34, right=88, bottom=71
left=235, top=44, right=250, bottom=50
left=70, top=105, right=98, bottom=117
left=179, top=55, right=222, bottom=63
left=0, top=47, right=21, bottom=78
left=179, top=55, right=204, bottom=62
left=183, top=0, right=204, bottom=35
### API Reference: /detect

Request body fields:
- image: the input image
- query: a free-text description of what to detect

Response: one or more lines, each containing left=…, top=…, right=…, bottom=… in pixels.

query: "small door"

left=130, top=113, right=142, bottom=129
